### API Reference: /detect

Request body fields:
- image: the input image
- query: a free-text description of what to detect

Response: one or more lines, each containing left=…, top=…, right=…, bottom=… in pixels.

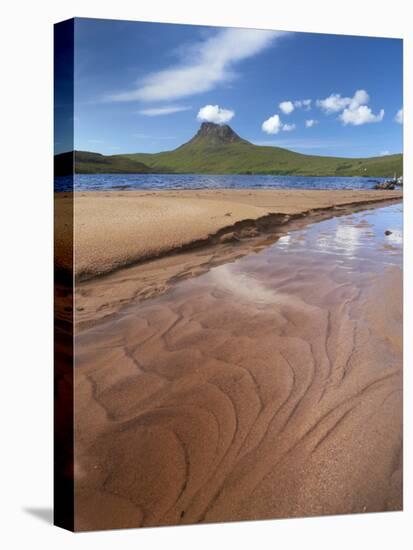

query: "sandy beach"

left=55, top=189, right=402, bottom=280
left=57, top=189, right=402, bottom=328
left=73, top=200, right=403, bottom=530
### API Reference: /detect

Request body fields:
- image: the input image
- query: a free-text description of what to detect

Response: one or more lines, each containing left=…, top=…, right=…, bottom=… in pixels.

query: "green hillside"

left=65, top=122, right=403, bottom=177
left=129, top=144, right=402, bottom=178
left=55, top=151, right=153, bottom=176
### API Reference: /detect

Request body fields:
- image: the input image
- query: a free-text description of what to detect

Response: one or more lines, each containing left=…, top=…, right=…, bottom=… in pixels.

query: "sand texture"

left=74, top=203, right=403, bottom=530
left=73, top=194, right=402, bottom=329
left=55, top=189, right=401, bottom=280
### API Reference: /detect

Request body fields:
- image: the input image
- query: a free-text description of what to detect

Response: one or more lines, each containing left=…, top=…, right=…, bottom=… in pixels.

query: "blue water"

left=55, top=173, right=388, bottom=192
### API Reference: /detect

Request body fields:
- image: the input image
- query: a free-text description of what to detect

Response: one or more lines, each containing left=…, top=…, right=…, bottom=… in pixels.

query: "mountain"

left=57, top=122, right=403, bottom=177
left=182, top=121, right=250, bottom=147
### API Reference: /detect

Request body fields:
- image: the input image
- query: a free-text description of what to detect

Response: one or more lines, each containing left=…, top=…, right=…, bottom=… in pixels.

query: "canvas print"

left=54, top=18, right=403, bottom=532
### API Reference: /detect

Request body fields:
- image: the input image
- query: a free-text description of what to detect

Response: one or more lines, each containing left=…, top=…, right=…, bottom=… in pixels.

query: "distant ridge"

left=55, top=122, right=403, bottom=178
left=54, top=151, right=153, bottom=176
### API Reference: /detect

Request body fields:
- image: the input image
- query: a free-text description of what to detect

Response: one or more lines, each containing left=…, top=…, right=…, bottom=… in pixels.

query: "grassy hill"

left=129, top=144, right=402, bottom=178
left=55, top=151, right=153, bottom=176
left=60, top=122, right=403, bottom=178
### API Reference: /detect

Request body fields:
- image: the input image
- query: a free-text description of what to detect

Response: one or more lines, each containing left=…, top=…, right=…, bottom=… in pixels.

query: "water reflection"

left=211, top=264, right=294, bottom=307
left=334, top=224, right=362, bottom=258
left=274, top=203, right=402, bottom=267
left=386, top=230, right=402, bottom=245
left=207, top=203, right=403, bottom=293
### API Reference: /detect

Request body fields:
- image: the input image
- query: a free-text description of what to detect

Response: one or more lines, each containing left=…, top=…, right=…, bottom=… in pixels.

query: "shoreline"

left=55, top=189, right=402, bottom=282
left=73, top=193, right=402, bottom=330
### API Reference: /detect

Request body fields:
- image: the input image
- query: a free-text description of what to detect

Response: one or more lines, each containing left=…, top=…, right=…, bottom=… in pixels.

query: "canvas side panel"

left=54, top=18, right=75, bottom=532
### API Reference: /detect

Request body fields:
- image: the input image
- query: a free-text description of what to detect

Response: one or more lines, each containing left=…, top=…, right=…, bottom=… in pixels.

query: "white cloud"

left=316, top=93, right=352, bottom=113
left=197, top=104, right=234, bottom=124
left=305, top=119, right=318, bottom=128
left=349, top=89, right=370, bottom=109
left=380, top=150, right=390, bottom=156
left=262, top=114, right=296, bottom=134
left=279, top=99, right=312, bottom=114
left=317, top=90, right=371, bottom=115
left=107, top=28, right=283, bottom=102
left=262, top=114, right=282, bottom=134
left=395, top=108, right=403, bottom=124
left=138, top=105, right=191, bottom=116
left=279, top=101, right=294, bottom=115
left=294, top=99, right=312, bottom=110
left=317, top=89, right=384, bottom=126
left=340, top=105, right=384, bottom=126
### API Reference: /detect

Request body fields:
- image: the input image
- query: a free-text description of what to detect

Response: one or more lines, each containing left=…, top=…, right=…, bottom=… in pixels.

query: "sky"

left=56, top=18, right=403, bottom=157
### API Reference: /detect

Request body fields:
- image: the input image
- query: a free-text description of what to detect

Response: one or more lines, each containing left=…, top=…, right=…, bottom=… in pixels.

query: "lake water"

left=55, top=173, right=388, bottom=192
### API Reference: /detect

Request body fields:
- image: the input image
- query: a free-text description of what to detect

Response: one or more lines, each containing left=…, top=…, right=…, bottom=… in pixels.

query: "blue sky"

left=63, top=18, right=403, bottom=158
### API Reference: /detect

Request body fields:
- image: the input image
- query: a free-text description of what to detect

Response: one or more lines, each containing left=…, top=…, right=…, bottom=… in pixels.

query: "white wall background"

left=0, top=0, right=410, bottom=548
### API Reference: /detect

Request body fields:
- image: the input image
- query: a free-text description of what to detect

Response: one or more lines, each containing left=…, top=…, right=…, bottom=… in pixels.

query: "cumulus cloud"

left=380, top=150, right=390, bottom=156
left=305, top=119, right=318, bottom=128
left=262, top=114, right=282, bottom=134
left=395, top=108, right=403, bottom=124
left=279, top=99, right=312, bottom=114
left=316, top=93, right=353, bottom=113
left=262, top=114, right=296, bottom=134
left=317, top=89, right=384, bottom=126
left=197, top=104, right=234, bottom=124
left=107, top=28, right=284, bottom=102
left=138, top=105, right=191, bottom=116
left=348, top=89, right=370, bottom=109
left=279, top=101, right=294, bottom=115
left=317, top=90, right=371, bottom=114
left=340, top=105, right=384, bottom=126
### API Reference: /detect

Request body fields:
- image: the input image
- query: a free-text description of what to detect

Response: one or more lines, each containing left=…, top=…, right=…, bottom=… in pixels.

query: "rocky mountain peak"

left=194, top=122, right=246, bottom=144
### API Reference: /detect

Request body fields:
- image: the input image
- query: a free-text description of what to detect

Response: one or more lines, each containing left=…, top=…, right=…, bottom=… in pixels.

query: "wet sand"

left=74, top=203, right=403, bottom=531
left=55, top=189, right=402, bottom=280
left=67, top=189, right=402, bottom=328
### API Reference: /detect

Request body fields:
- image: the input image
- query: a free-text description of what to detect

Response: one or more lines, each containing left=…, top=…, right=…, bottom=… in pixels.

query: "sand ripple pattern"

left=74, top=232, right=402, bottom=530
